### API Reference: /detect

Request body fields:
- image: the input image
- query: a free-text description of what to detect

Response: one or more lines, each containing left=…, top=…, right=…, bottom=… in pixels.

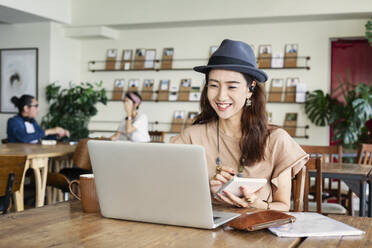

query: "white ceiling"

left=0, top=5, right=49, bottom=24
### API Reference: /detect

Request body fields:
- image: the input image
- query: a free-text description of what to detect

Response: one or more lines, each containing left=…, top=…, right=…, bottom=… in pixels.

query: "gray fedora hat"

left=194, top=39, right=268, bottom=82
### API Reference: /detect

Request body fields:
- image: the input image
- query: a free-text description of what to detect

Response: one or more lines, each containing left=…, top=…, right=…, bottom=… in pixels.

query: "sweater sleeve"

left=7, top=117, right=45, bottom=143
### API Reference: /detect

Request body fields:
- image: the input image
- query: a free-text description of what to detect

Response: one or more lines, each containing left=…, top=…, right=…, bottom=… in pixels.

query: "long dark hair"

left=194, top=72, right=274, bottom=166
left=11, top=95, right=34, bottom=114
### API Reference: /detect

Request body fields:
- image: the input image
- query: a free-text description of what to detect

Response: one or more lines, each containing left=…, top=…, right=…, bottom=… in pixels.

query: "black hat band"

left=208, top=56, right=255, bottom=68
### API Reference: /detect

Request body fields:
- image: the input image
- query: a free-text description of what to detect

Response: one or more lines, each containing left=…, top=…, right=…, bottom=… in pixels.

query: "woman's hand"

left=209, top=166, right=234, bottom=201
left=216, top=186, right=267, bottom=209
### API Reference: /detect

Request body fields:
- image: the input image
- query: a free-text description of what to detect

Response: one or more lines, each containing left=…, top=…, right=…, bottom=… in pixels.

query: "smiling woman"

left=170, top=39, right=309, bottom=211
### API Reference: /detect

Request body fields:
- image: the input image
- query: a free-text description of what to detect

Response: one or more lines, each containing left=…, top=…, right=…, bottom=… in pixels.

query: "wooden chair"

left=292, top=166, right=306, bottom=212
left=47, top=138, right=94, bottom=202
left=301, top=145, right=344, bottom=203
left=303, top=157, right=347, bottom=214
left=0, top=156, right=27, bottom=214
left=149, top=131, right=165, bottom=143
left=357, top=143, right=372, bottom=165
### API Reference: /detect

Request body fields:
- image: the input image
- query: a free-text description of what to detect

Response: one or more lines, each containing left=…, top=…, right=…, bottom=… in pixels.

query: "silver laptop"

left=88, top=140, right=240, bottom=229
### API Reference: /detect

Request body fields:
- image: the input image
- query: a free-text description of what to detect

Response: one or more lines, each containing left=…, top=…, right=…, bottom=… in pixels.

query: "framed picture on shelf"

left=189, top=86, right=201, bottom=101
left=178, top=78, right=191, bottom=101
left=134, top=48, right=145, bottom=69
left=161, top=48, right=174, bottom=69
left=142, top=79, right=154, bottom=100
left=0, top=48, right=38, bottom=113
left=268, top=78, right=284, bottom=102
left=105, top=49, right=117, bottom=70
left=169, top=85, right=178, bottom=101
left=285, top=44, right=298, bottom=54
left=120, top=49, right=132, bottom=70
left=185, top=111, right=199, bottom=128
left=171, top=110, right=185, bottom=133
left=283, top=112, right=298, bottom=137
left=284, top=44, right=298, bottom=68
left=285, top=77, right=299, bottom=103
left=257, top=45, right=272, bottom=68
left=157, top=79, right=170, bottom=101
left=144, top=49, right=156, bottom=69
left=112, top=79, right=125, bottom=100
left=128, top=79, right=140, bottom=92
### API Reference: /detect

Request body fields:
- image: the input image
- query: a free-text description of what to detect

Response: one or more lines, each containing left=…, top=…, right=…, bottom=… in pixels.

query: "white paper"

left=124, top=51, right=132, bottom=60
left=144, top=50, right=155, bottom=68
left=124, top=62, right=130, bottom=70
left=296, top=83, right=307, bottom=103
left=269, top=212, right=365, bottom=237
left=271, top=52, right=284, bottom=68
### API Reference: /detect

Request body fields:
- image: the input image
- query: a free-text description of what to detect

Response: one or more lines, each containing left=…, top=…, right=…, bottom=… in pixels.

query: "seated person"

left=170, top=39, right=309, bottom=211
left=7, top=95, right=70, bottom=143
left=110, top=92, right=150, bottom=142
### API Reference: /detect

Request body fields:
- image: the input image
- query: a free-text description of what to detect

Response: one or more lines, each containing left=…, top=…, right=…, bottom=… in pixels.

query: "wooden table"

left=300, top=214, right=372, bottom=247
left=309, top=162, right=372, bottom=217
left=0, top=143, right=75, bottom=211
left=0, top=201, right=301, bottom=248
left=1, top=201, right=370, bottom=248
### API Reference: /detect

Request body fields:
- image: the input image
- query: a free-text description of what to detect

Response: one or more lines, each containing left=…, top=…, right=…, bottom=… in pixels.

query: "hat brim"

left=193, top=64, right=268, bottom=83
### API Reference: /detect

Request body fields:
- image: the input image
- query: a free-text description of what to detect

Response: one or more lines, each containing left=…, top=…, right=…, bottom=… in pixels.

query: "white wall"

left=80, top=18, right=368, bottom=144
left=0, top=0, right=71, bottom=23
left=0, top=22, right=50, bottom=139
left=49, top=22, right=81, bottom=84
left=0, top=22, right=81, bottom=140
left=72, top=0, right=372, bottom=26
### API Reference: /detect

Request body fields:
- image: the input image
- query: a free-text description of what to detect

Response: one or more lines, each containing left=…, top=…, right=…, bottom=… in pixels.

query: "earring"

left=245, top=98, right=251, bottom=107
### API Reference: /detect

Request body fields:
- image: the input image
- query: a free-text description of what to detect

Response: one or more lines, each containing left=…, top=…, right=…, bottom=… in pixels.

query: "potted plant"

left=41, top=81, right=108, bottom=140
left=366, top=19, right=372, bottom=47
left=305, top=74, right=372, bottom=149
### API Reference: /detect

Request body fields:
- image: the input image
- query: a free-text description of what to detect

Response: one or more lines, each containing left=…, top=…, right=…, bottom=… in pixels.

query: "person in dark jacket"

left=7, top=95, right=69, bottom=143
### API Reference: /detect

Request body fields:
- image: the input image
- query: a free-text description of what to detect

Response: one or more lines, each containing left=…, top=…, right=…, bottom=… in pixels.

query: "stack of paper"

left=269, top=212, right=364, bottom=237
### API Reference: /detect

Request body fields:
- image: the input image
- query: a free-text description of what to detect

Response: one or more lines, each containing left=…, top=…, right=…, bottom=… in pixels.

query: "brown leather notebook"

left=225, top=210, right=296, bottom=231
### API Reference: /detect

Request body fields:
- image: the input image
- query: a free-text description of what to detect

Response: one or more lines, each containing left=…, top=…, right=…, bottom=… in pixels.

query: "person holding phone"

left=170, top=39, right=308, bottom=211
left=110, top=92, right=150, bottom=142
left=7, top=94, right=70, bottom=143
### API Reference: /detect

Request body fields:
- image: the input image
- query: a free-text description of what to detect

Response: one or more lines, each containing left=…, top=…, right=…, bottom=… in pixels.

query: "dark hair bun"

left=11, top=96, right=19, bottom=107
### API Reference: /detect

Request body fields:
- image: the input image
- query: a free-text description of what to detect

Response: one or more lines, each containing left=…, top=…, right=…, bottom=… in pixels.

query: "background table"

left=308, top=162, right=372, bottom=217
left=0, top=143, right=75, bottom=211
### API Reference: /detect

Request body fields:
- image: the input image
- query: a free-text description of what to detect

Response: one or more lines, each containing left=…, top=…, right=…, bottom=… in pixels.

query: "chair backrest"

left=149, top=131, right=165, bottom=143
left=73, top=137, right=111, bottom=170
left=303, top=157, right=322, bottom=213
left=73, top=139, right=91, bottom=170
left=301, top=145, right=342, bottom=164
left=292, top=166, right=306, bottom=212
left=0, top=156, right=27, bottom=196
left=357, top=143, right=372, bottom=165
left=0, top=156, right=27, bottom=213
